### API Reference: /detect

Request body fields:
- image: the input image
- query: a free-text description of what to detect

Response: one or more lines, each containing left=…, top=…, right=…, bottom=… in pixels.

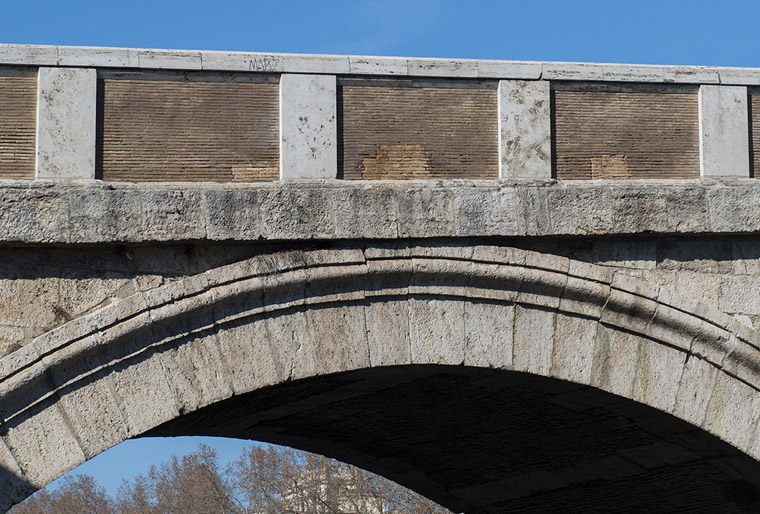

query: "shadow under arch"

left=2, top=243, right=760, bottom=512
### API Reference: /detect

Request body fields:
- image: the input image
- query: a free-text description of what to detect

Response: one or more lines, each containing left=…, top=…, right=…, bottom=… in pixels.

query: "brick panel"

left=553, top=83, right=699, bottom=179
left=749, top=88, right=760, bottom=178
left=99, top=73, right=279, bottom=182
left=340, top=79, right=497, bottom=180
left=0, top=70, right=37, bottom=180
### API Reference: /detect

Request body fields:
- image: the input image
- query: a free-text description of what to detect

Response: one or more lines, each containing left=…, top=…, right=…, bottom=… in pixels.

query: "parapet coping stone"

left=2, top=44, right=760, bottom=85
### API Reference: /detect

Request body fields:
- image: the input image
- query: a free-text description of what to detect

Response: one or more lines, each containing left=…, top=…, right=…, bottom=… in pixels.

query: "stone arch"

left=1, top=243, right=760, bottom=511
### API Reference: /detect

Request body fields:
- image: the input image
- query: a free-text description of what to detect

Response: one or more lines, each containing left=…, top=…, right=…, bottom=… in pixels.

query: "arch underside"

left=2, top=242, right=760, bottom=512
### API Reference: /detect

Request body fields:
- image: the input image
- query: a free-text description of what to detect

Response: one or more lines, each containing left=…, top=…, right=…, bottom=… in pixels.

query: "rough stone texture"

left=35, top=67, right=96, bottom=180
left=698, top=85, right=749, bottom=177
left=498, top=80, right=551, bottom=179
left=2, top=181, right=760, bottom=245
left=279, top=74, right=337, bottom=179
left=0, top=243, right=760, bottom=511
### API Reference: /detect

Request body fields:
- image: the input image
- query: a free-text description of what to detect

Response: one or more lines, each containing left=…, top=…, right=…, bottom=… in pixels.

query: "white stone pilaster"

left=699, top=85, right=749, bottom=177
left=36, top=67, right=97, bottom=180
left=279, top=74, right=337, bottom=179
left=498, top=80, right=552, bottom=179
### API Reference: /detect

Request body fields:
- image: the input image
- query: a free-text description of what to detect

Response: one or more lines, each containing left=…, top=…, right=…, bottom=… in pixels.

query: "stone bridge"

left=2, top=45, right=760, bottom=512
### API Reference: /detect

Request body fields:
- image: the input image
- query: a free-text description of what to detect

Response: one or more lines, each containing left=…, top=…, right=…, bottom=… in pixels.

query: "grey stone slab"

left=305, top=304, right=370, bottom=374
left=464, top=300, right=514, bottom=369
left=702, top=372, right=760, bottom=453
left=333, top=186, right=399, bottom=239
left=366, top=299, right=412, bottom=367
left=3, top=403, right=86, bottom=488
left=409, top=296, right=465, bottom=365
left=551, top=314, right=597, bottom=384
left=279, top=74, right=337, bottom=179
left=259, top=187, right=335, bottom=239
left=0, top=44, right=57, bottom=65
left=201, top=51, right=283, bottom=72
left=407, top=58, right=478, bottom=78
left=68, top=189, right=143, bottom=242
left=282, top=54, right=350, bottom=74
left=137, top=49, right=202, bottom=69
left=699, top=85, right=749, bottom=177
left=542, top=62, right=605, bottom=81
left=141, top=189, right=207, bottom=241
left=512, top=305, right=555, bottom=375
left=632, top=342, right=687, bottom=414
left=57, top=375, right=128, bottom=459
left=394, top=187, right=455, bottom=238
left=158, top=332, right=233, bottom=414
left=499, top=80, right=551, bottom=179
left=590, top=324, right=640, bottom=398
left=36, top=67, right=97, bottom=180
left=672, top=356, right=719, bottom=428
left=110, top=352, right=180, bottom=436
left=203, top=189, right=260, bottom=240
left=477, top=60, right=542, bottom=79
left=454, top=186, right=518, bottom=236
left=57, top=46, right=138, bottom=67
left=718, top=67, right=760, bottom=85
left=215, top=313, right=281, bottom=393
left=349, top=56, right=408, bottom=75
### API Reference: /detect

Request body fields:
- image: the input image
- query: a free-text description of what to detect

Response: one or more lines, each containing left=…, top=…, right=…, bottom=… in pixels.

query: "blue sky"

left=2, top=0, right=760, bottom=67
left=8, top=0, right=760, bottom=498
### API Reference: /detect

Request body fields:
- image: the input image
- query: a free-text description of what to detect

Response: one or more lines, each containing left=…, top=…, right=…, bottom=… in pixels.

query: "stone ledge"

left=1, top=44, right=759, bottom=85
left=1, top=179, right=759, bottom=244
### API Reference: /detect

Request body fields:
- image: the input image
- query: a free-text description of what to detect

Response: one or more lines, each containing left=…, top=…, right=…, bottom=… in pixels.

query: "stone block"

left=203, top=189, right=260, bottom=240
left=407, top=58, right=478, bottom=78
left=366, top=299, right=411, bottom=367
left=464, top=300, right=514, bottom=369
left=57, top=374, right=128, bottom=459
left=551, top=314, right=597, bottom=384
left=542, top=62, right=605, bottom=81
left=512, top=305, right=555, bottom=375
left=266, top=307, right=313, bottom=381
left=514, top=186, right=552, bottom=236
left=719, top=275, right=760, bottom=316
left=590, top=324, right=640, bottom=398
left=259, top=187, right=335, bottom=239
left=0, top=44, right=57, bottom=65
left=632, top=342, right=687, bottom=414
left=36, top=67, right=97, bottom=180
left=498, top=80, right=551, bottom=179
left=215, top=313, right=280, bottom=393
left=477, top=60, right=542, bottom=79
left=3, top=402, right=86, bottom=488
left=333, top=186, right=399, bottom=239
left=672, top=356, right=719, bottom=427
left=58, top=46, right=137, bottom=67
left=453, top=186, right=517, bottom=236
left=141, top=189, right=207, bottom=241
left=393, top=187, right=455, bottom=238
left=68, top=189, right=143, bottom=242
left=158, top=332, right=233, bottom=414
left=698, top=85, right=749, bottom=177
left=306, top=304, right=369, bottom=375
left=409, top=296, right=465, bottom=365
left=110, top=350, right=179, bottom=436
left=708, top=185, right=760, bottom=233
left=718, top=67, right=760, bottom=85
left=702, top=372, right=760, bottom=453
left=137, top=49, right=202, bottom=69
left=279, top=74, right=337, bottom=179
left=282, top=54, right=350, bottom=74
left=349, top=56, right=407, bottom=75
left=201, top=51, right=283, bottom=72
left=546, top=186, right=615, bottom=236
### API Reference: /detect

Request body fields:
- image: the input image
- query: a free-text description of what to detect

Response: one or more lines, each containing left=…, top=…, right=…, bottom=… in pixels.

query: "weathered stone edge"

left=0, top=179, right=758, bottom=244
left=2, top=44, right=760, bottom=84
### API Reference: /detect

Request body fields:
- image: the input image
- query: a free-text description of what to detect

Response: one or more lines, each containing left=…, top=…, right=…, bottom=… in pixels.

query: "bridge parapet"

left=0, top=44, right=757, bottom=183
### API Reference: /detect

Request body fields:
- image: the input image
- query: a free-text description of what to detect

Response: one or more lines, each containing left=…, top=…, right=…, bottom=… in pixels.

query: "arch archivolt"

left=0, top=243, right=759, bottom=508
